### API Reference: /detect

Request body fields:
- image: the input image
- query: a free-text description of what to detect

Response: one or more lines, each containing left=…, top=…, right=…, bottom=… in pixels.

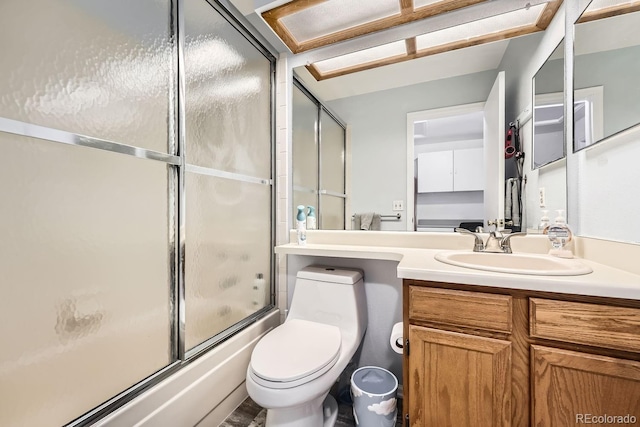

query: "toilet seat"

left=250, top=319, right=341, bottom=389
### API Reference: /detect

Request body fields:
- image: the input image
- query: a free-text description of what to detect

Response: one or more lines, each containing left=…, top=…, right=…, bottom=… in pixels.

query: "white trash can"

left=350, top=366, right=398, bottom=427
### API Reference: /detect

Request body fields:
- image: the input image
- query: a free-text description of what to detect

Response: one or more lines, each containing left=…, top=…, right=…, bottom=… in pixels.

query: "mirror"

left=568, top=3, right=640, bottom=244
left=533, top=41, right=565, bottom=169
left=293, top=32, right=562, bottom=232
left=573, top=6, right=640, bottom=151
left=524, top=39, right=567, bottom=234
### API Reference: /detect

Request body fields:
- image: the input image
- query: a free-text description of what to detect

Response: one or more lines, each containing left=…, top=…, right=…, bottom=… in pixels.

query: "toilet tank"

left=287, top=266, right=367, bottom=337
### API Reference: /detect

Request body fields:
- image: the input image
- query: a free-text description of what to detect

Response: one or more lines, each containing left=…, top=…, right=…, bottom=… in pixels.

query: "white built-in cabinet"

left=417, top=147, right=483, bottom=193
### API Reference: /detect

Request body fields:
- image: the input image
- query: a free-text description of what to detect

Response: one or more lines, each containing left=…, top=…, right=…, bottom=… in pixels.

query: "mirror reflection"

left=574, top=6, right=640, bottom=151
left=294, top=32, right=563, bottom=232
left=412, top=107, right=486, bottom=232
left=533, top=41, right=564, bottom=169
left=292, top=80, right=347, bottom=230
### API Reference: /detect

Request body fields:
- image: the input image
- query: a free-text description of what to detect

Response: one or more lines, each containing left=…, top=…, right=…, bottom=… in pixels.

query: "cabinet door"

left=453, top=148, right=484, bottom=191
left=408, top=326, right=511, bottom=427
left=417, top=151, right=453, bottom=193
left=532, top=345, right=640, bottom=427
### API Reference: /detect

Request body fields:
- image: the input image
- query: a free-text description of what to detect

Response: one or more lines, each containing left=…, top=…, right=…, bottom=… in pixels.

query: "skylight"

left=415, top=4, right=546, bottom=51
left=305, top=2, right=560, bottom=80
left=262, top=0, right=488, bottom=53
left=579, top=0, right=640, bottom=22
left=279, top=0, right=401, bottom=43
left=313, top=40, right=407, bottom=75
left=261, top=0, right=563, bottom=80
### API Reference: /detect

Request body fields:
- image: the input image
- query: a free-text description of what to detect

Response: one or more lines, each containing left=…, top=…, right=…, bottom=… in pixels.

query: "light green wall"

left=327, top=70, right=498, bottom=230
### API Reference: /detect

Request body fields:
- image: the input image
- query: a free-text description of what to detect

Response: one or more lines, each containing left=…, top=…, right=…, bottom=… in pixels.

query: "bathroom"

left=1, top=0, right=639, bottom=426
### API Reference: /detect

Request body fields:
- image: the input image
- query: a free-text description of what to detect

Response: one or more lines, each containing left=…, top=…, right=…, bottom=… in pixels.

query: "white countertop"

left=276, top=232, right=640, bottom=301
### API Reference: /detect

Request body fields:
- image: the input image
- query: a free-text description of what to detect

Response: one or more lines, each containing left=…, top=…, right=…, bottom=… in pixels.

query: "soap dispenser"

left=539, top=210, right=550, bottom=233
left=306, top=206, right=317, bottom=230
left=546, top=209, right=573, bottom=258
left=296, top=205, right=307, bottom=246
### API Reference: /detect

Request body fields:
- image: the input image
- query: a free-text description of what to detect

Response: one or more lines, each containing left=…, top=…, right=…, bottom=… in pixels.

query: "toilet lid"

left=250, top=319, right=341, bottom=384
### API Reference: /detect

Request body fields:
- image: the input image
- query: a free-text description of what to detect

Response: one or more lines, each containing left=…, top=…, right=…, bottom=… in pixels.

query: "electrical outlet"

left=539, top=187, right=546, bottom=208
left=393, top=200, right=404, bottom=211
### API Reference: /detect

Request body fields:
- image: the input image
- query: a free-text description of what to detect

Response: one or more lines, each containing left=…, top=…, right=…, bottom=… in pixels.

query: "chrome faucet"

left=483, top=230, right=504, bottom=253
left=455, top=227, right=527, bottom=253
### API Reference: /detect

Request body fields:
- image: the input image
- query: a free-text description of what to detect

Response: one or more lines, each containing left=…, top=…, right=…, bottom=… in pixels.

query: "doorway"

left=407, top=104, right=485, bottom=232
left=406, top=72, right=505, bottom=232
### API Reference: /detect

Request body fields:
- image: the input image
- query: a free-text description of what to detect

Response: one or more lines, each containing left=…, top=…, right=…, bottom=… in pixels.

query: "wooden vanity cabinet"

left=403, top=280, right=640, bottom=427
left=529, top=298, right=640, bottom=426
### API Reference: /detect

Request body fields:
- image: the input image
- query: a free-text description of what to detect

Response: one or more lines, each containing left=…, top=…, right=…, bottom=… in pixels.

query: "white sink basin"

left=434, top=251, right=593, bottom=276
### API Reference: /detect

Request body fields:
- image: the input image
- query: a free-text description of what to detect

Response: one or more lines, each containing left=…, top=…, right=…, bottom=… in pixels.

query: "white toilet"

left=246, top=265, right=367, bottom=427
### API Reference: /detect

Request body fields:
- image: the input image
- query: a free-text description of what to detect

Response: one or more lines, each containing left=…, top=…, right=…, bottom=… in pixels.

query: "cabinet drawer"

left=530, top=298, right=640, bottom=353
left=409, top=286, right=512, bottom=333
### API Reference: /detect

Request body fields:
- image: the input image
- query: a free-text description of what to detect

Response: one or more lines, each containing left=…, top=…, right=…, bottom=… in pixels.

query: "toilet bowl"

left=246, top=265, right=367, bottom=427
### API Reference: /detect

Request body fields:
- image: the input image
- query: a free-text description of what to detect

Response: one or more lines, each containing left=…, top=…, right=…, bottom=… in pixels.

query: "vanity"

left=276, top=230, right=640, bottom=427
left=404, top=281, right=639, bottom=427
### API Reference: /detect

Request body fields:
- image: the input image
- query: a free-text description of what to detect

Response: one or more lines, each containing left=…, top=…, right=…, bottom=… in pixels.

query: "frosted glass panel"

left=585, top=0, right=637, bottom=13
left=320, top=195, right=345, bottom=230
left=293, top=86, right=318, bottom=190
left=0, top=0, right=171, bottom=152
left=185, top=173, right=271, bottom=350
left=416, top=3, right=545, bottom=50
left=0, top=133, right=171, bottom=427
left=320, top=110, right=345, bottom=194
left=184, top=0, right=272, bottom=179
left=281, top=0, right=400, bottom=42
left=414, top=0, right=449, bottom=8
left=313, top=40, right=407, bottom=74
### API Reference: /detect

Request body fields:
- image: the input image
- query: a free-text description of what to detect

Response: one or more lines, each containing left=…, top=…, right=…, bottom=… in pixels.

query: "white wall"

left=276, top=54, right=293, bottom=322
left=414, top=138, right=482, bottom=155
left=327, top=70, right=499, bottom=231
left=574, top=126, right=640, bottom=243
left=416, top=192, right=484, bottom=226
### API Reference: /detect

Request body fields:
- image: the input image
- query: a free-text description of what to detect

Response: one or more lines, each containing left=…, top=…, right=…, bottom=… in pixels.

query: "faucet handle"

left=455, top=228, right=484, bottom=252
left=500, top=232, right=527, bottom=253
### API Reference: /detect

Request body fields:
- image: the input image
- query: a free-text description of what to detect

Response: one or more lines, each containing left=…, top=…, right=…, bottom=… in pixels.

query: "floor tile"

left=220, top=396, right=403, bottom=426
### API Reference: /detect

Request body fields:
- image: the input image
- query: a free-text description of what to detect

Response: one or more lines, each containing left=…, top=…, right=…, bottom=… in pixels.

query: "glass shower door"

left=319, top=109, right=346, bottom=229
left=183, top=0, right=274, bottom=353
left=0, top=0, right=174, bottom=425
left=292, top=83, right=319, bottom=220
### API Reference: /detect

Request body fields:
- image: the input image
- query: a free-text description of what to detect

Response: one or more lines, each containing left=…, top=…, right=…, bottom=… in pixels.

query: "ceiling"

left=228, top=0, right=640, bottom=101
left=266, top=0, right=561, bottom=81
left=228, top=0, right=561, bottom=100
